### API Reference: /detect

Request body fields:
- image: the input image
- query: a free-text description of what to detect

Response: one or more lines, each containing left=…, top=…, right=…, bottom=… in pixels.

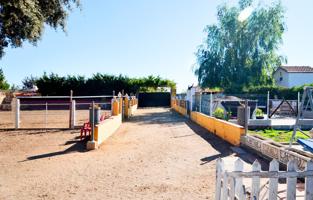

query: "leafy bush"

left=255, top=108, right=264, bottom=117
left=213, top=108, right=225, bottom=119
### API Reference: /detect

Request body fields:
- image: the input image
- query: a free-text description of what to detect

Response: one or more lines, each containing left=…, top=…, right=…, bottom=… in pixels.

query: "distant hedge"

left=225, top=84, right=313, bottom=99
left=30, top=73, right=176, bottom=96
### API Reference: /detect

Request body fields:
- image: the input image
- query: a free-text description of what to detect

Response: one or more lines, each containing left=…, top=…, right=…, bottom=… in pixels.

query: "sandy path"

left=0, top=108, right=236, bottom=200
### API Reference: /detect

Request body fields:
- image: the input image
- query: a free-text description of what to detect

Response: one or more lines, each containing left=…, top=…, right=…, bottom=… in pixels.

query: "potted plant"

left=255, top=108, right=264, bottom=119
left=213, top=108, right=225, bottom=120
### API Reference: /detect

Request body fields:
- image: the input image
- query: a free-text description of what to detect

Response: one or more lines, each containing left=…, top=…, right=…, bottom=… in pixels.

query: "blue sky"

left=1, top=0, right=313, bottom=92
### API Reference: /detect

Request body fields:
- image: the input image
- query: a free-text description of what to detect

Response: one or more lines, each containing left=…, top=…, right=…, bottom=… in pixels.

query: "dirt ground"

left=0, top=110, right=111, bottom=129
left=0, top=108, right=255, bottom=200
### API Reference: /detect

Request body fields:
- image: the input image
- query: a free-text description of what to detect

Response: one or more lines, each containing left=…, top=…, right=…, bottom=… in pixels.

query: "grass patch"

left=249, top=129, right=310, bottom=143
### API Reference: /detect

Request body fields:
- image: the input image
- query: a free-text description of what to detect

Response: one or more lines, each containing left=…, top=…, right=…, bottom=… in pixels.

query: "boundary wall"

left=190, top=112, right=244, bottom=146
left=171, top=98, right=244, bottom=146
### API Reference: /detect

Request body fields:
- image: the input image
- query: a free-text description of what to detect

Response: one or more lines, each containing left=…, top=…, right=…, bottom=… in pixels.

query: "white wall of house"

left=274, top=69, right=313, bottom=88
left=274, top=68, right=289, bottom=87
left=288, top=73, right=313, bottom=87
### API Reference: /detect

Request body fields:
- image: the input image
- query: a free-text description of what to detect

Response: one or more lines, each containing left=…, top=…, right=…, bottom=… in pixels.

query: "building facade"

left=273, top=66, right=313, bottom=88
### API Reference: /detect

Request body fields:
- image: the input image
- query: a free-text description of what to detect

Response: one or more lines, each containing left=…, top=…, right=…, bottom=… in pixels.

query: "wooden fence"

left=215, top=158, right=313, bottom=200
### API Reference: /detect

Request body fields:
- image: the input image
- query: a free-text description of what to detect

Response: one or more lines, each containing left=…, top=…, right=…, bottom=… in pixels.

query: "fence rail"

left=216, top=158, right=313, bottom=200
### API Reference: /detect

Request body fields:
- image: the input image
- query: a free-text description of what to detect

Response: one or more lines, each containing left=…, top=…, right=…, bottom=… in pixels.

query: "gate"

left=138, top=92, right=171, bottom=107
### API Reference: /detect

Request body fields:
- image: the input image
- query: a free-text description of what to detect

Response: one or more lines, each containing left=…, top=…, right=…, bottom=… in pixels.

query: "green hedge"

left=225, top=84, right=313, bottom=99
left=31, top=73, right=176, bottom=96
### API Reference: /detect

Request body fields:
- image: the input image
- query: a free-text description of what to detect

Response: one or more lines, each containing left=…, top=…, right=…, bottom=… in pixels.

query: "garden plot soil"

left=0, top=108, right=259, bottom=200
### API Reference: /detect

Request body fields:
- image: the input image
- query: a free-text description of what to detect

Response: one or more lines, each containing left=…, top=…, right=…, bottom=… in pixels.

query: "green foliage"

left=213, top=108, right=225, bottom=119
left=32, top=73, right=176, bottom=96
left=255, top=108, right=263, bottom=116
left=0, top=0, right=80, bottom=58
left=195, top=0, right=286, bottom=91
left=226, top=83, right=313, bottom=99
left=249, top=129, right=309, bottom=143
left=0, top=68, right=10, bottom=90
left=22, top=75, right=38, bottom=90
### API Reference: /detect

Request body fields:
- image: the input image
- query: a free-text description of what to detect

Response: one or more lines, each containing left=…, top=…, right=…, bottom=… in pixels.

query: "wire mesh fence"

left=0, top=95, right=113, bottom=129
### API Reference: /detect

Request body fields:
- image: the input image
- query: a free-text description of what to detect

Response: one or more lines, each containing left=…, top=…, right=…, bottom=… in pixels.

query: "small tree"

left=0, top=68, right=10, bottom=90
left=22, top=75, right=38, bottom=90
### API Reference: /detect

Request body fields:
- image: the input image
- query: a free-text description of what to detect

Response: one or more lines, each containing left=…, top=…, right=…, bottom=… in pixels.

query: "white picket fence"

left=215, top=158, right=313, bottom=200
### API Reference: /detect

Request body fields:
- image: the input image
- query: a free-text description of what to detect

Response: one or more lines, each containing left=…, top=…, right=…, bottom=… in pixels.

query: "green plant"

left=213, top=108, right=225, bottom=119
left=255, top=108, right=264, bottom=117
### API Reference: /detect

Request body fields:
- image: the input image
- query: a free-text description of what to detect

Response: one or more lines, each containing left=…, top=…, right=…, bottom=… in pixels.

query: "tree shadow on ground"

left=20, top=138, right=88, bottom=162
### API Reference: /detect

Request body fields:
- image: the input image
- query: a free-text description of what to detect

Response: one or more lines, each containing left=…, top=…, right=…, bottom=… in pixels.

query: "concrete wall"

left=190, top=112, right=245, bottom=146
left=241, top=135, right=313, bottom=170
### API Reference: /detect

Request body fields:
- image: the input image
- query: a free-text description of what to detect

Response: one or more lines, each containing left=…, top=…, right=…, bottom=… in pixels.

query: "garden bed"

left=248, top=129, right=310, bottom=143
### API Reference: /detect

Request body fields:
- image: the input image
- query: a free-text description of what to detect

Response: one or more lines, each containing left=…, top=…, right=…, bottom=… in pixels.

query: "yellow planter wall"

left=94, top=114, right=122, bottom=146
left=172, top=104, right=187, bottom=116
left=191, top=111, right=244, bottom=146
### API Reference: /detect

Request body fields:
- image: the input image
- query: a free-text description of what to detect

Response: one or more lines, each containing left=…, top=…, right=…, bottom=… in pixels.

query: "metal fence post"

left=210, top=92, right=213, bottom=116
left=199, top=93, right=202, bottom=113
left=15, top=98, right=20, bottom=129
left=245, top=99, right=249, bottom=135
left=45, top=102, right=48, bottom=129
left=91, top=101, right=95, bottom=142
left=266, top=91, right=270, bottom=118
left=70, top=100, right=76, bottom=128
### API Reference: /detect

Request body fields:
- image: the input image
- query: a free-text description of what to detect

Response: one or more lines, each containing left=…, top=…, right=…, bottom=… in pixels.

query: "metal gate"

left=138, top=92, right=171, bottom=107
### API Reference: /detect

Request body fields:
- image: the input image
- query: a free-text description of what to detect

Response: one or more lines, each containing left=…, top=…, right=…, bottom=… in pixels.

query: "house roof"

left=279, top=66, right=313, bottom=73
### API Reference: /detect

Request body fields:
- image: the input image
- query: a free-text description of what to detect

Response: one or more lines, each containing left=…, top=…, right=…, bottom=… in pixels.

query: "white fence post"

left=287, top=160, right=297, bottom=200
left=71, top=100, right=76, bottom=128
left=215, top=158, right=223, bottom=200
left=251, top=160, right=261, bottom=200
left=268, top=159, right=279, bottom=200
left=234, top=158, right=244, bottom=200
left=305, top=160, right=313, bottom=200
left=222, top=172, right=228, bottom=200
left=214, top=158, right=313, bottom=200
left=15, top=98, right=20, bottom=129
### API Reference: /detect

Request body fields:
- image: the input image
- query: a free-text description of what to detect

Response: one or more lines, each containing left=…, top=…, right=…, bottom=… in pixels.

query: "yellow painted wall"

left=94, top=114, right=122, bottom=146
left=190, top=111, right=244, bottom=146
left=172, top=104, right=187, bottom=116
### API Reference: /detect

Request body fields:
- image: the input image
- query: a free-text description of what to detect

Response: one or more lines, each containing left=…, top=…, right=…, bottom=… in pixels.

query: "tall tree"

left=195, top=0, right=286, bottom=91
left=0, top=0, right=79, bottom=58
left=0, top=68, right=10, bottom=90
